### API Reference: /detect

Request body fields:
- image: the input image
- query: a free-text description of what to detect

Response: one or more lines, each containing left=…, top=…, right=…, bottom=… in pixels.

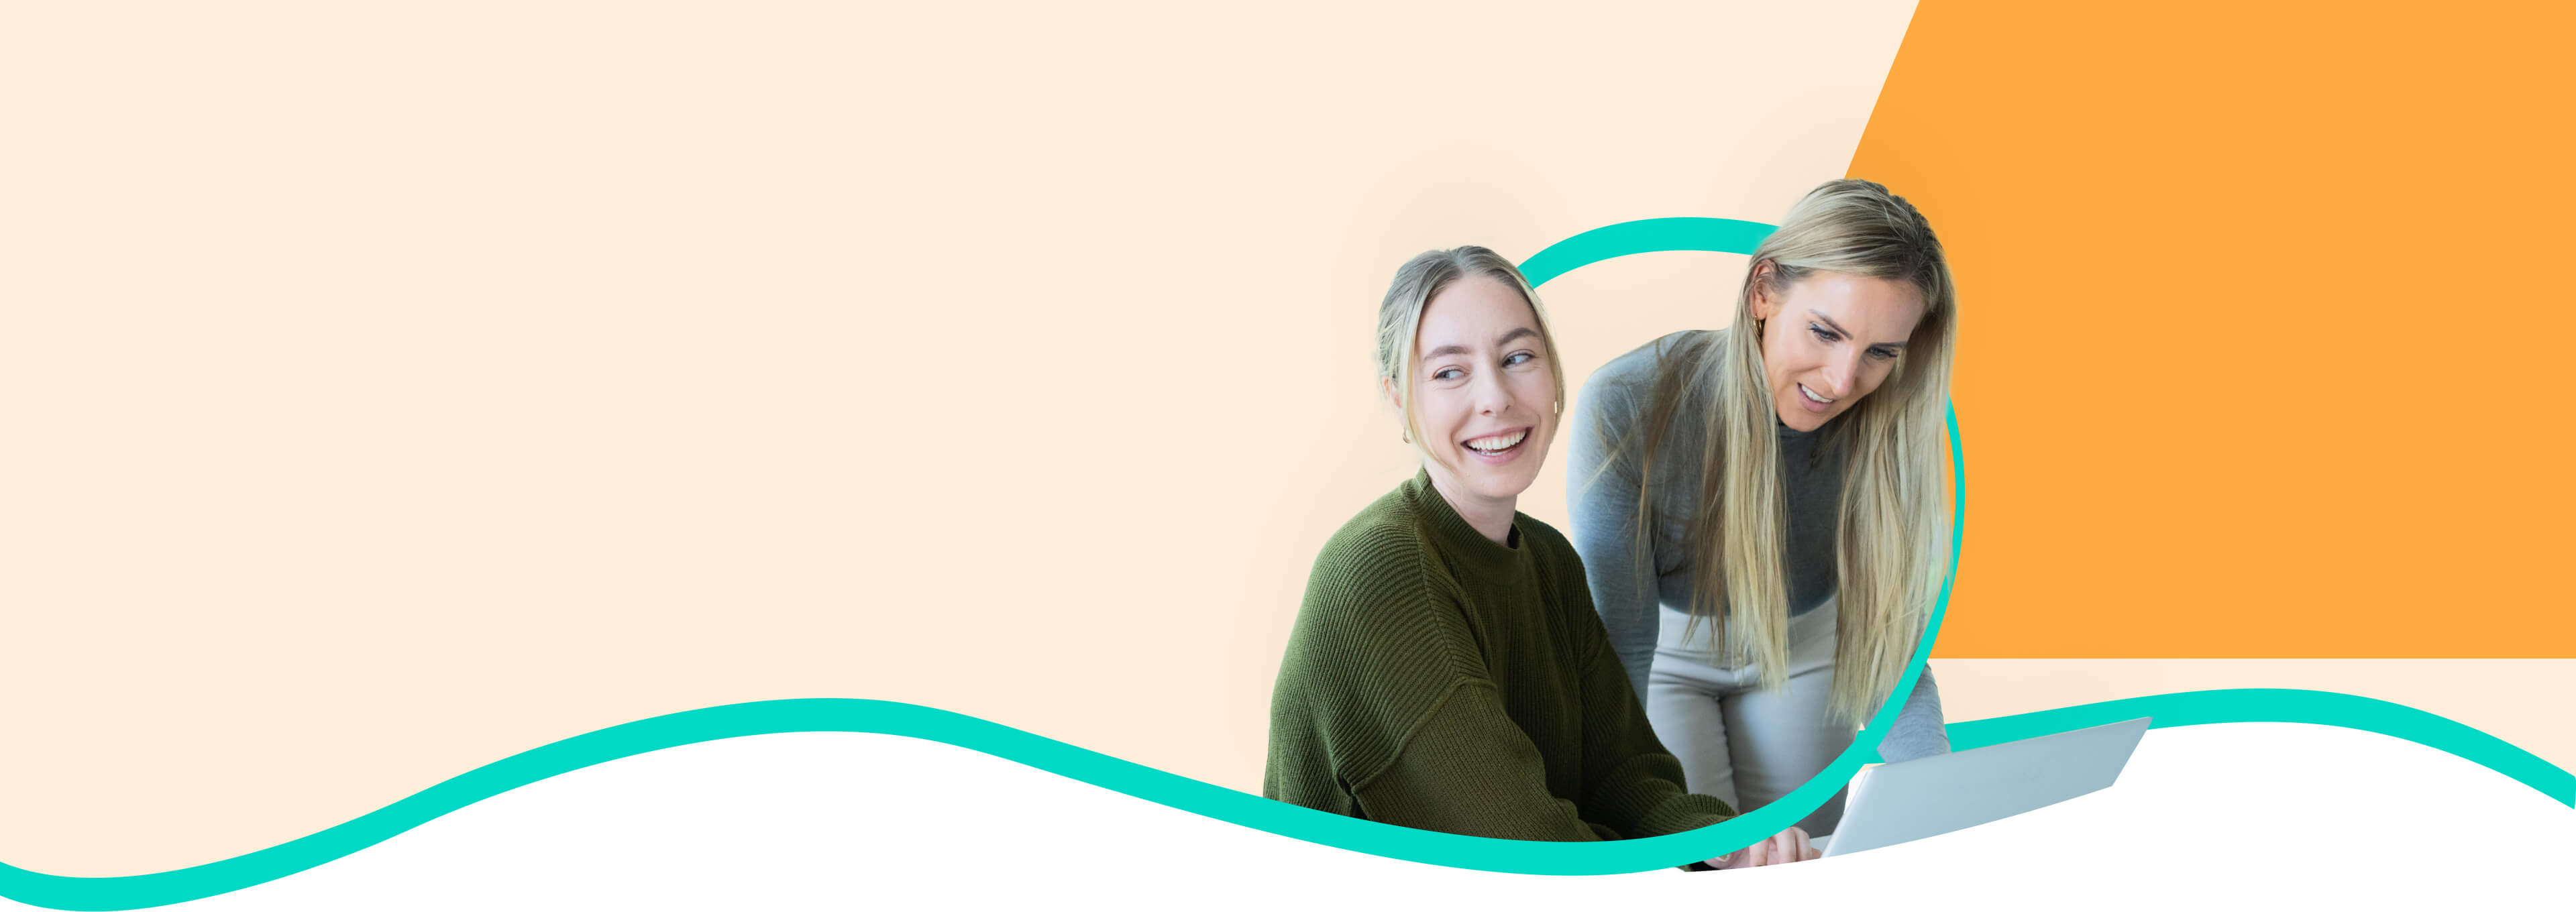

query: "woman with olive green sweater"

left=1263, top=246, right=1815, bottom=867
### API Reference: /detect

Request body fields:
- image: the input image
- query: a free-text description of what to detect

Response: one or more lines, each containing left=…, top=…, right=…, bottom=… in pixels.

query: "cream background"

left=2, top=2, right=1918, bottom=875
left=11, top=3, right=2565, bottom=880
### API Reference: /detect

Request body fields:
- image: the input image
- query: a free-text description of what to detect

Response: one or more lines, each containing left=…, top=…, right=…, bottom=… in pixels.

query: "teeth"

left=1799, top=384, right=1835, bottom=404
left=1465, top=430, right=1527, bottom=452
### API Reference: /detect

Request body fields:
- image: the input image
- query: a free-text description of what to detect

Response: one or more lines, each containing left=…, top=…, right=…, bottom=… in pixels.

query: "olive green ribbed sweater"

left=1265, top=470, right=1737, bottom=840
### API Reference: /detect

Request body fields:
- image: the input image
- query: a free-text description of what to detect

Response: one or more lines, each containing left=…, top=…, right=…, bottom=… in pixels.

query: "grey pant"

left=1648, top=599, right=1851, bottom=836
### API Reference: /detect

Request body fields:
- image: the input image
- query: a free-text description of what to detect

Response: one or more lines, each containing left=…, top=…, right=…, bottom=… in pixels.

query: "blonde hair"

left=1616, top=179, right=1956, bottom=726
left=1374, top=246, right=1566, bottom=469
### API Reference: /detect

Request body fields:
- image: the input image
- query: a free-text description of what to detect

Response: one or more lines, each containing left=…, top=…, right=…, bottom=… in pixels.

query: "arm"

left=1564, top=375, right=1661, bottom=706
left=1301, top=547, right=1676, bottom=842
left=1569, top=608, right=1739, bottom=839
left=1875, top=664, right=1951, bottom=762
left=1534, top=528, right=1736, bottom=839
left=1351, top=682, right=1619, bottom=841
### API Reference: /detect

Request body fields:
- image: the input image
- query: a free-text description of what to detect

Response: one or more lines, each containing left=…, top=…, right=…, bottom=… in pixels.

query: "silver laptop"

left=1819, top=717, right=2151, bottom=857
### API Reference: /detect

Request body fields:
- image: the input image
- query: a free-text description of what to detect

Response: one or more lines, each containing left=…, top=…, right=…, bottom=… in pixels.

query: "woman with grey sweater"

left=1566, top=179, right=1958, bottom=837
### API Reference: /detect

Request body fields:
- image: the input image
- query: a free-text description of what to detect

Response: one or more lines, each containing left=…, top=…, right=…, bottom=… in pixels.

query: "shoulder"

left=1285, top=481, right=1483, bottom=685
left=1586, top=330, right=1716, bottom=396
left=1577, top=329, right=1722, bottom=428
left=1299, top=482, right=1449, bottom=630
left=1309, top=483, right=1426, bottom=584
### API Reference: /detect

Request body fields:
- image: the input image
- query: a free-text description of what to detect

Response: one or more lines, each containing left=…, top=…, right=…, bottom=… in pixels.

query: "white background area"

left=15, top=724, right=2564, bottom=911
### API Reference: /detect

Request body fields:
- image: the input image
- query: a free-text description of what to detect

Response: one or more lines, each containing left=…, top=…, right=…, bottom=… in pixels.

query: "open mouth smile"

left=1460, top=428, right=1531, bottom=461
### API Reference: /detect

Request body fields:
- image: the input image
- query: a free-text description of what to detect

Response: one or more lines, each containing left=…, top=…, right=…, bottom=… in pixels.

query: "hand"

left=1707, top=826, right=1819, bottom=868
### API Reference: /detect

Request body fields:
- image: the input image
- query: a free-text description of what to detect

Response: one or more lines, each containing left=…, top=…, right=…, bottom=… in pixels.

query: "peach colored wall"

left=1, top=1, right=1917, bottom=876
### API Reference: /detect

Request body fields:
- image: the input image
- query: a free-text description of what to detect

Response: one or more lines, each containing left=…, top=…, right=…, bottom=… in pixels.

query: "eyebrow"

left=1808, top=309, right=1908, bottom=349
left=1424, top=326, right=1542, bottom=360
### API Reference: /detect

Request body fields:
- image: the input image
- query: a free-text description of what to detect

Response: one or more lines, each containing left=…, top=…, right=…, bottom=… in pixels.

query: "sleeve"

left=1559, top=553, right=1739, bottom=839
left=1350, top=682, right=1619, bottom=841
left=1301, top=545, right=1640, bottom=842
left=1564, top=372, right=1662, bottom=707
left=1354, top=593, right=1739, bottom=842
left=1875, top=664, right=1952, bottom=762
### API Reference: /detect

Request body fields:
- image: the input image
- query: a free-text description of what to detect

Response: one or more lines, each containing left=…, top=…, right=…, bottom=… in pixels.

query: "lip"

left=1794, top=384, right=1837, bottom=414
left=1458, top=426, right=1535, bottom=464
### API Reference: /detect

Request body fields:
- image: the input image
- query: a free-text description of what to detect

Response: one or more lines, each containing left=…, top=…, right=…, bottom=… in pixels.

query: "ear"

left=1748, top=260, right=1780, bottom=322
left=1381, top=376, right=1415, bottom=443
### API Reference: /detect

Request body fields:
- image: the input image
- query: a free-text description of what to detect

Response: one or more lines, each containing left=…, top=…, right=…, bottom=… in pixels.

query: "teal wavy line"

left=1941, top=689, right=2573, bottom=806
left=6, top=689, right=2567, bottom=911
left=0, top=698, right=1902, bottom=911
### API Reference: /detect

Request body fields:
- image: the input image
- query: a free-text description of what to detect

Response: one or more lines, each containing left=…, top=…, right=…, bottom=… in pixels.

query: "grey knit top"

left=1565, top=329, right=1949, bottom=762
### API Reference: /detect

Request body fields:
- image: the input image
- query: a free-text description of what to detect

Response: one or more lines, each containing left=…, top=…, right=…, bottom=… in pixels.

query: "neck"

left=1424, top=469, right=1516, bottom=546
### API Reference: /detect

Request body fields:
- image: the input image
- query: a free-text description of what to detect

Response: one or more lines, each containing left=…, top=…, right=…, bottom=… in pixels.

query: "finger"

left=1773, top=831, right=1798, bottom=866
left=1746, top=840, right=1770, bottom=867
left=1803, top=845, right=1823, bottom=861
left=1790, top=827, right=1812, bottom=860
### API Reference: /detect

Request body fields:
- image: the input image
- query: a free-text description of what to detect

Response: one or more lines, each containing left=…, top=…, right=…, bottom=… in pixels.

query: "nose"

left=1819, top=347, right=1862, bottom=398
left=1472, top=367, right=1513, bottom=416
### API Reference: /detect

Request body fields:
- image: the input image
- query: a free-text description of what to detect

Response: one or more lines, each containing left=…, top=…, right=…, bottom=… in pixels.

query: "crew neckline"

left=1407, top=469, right=1523, bottom=573
left=1779, top=414, right=1843, bottom=440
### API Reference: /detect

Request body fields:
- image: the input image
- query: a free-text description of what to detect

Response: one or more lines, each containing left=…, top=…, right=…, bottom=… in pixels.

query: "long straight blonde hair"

left=1621, top=179, right=1956, bottom=726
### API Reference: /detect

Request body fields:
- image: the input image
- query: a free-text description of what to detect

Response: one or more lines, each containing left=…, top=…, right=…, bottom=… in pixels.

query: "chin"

left=1776, top=390, right=1847, bottom=431
left=1467, top=469, right=1538, bottom=502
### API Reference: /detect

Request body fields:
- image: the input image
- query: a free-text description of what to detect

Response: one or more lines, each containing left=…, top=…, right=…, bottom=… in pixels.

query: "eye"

left=1503, top=351, right=1536, bottom=367
left=1866, top=347, right=1900, bottom=362
left=1808, top=323, right=1839, bottom=343
left=1432, top=367, right=1464, bottom=382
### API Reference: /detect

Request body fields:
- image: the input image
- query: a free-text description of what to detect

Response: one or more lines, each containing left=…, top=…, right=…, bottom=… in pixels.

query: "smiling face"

left=1393, top=274, right=1558, bottom=516
left=1751, top=268, right=1929, bottom=432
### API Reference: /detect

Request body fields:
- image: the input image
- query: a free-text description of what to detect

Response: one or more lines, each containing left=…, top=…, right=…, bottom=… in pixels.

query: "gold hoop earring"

left=1401, top=427, right=1411, bottom=444
left=1754, top=317, right=1766, bottom=339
